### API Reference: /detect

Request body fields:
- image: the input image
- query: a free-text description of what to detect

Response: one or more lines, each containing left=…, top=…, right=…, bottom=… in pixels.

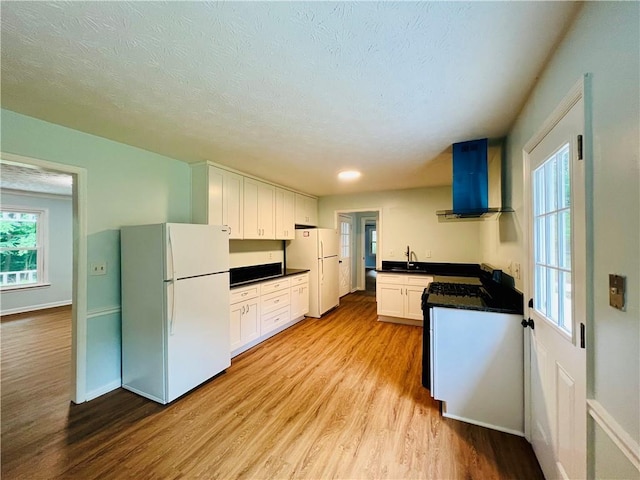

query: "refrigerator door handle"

left=168, top=279, right=176, bottom=336
left=320, top=241, right=324, bottom=259
left=168, top=225, right=176, bottom=281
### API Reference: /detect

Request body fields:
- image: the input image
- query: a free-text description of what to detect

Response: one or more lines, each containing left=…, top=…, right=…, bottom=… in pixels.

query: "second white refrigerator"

left=286, top=228, right=339, bottom=318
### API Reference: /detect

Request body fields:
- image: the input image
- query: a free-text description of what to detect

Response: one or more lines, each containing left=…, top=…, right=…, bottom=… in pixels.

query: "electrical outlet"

left=389, top=249, right=394, bottom=257
left=425, top=250, right=432, bottom=258
left=513, top=262, right=521, bottom=280
left=90, top=262, right=107, bottom=276
left=268, top=252, right=273, bottom=260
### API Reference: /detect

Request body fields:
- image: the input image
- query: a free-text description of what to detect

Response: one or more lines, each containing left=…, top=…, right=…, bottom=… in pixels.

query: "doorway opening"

left=0, top=153, right=87, bottom=404
left=333, top=209, right=381, bottom=296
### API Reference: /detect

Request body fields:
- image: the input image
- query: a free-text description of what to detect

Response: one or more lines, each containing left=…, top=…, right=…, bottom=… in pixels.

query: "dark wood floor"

left=1, top=294, right=543, bottom=479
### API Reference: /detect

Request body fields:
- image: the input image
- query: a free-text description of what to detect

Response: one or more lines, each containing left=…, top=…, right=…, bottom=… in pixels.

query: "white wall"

left=319, top=186, right=483, bottom=265
left=229, top=239, right=284, bottom=269
left=482, top=2, right=639, bottom=477
left=0, top=191, right=72, bottom=314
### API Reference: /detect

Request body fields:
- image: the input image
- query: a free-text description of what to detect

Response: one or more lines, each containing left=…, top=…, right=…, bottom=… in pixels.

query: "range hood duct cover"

left=436, top=138, right=512, bottom=219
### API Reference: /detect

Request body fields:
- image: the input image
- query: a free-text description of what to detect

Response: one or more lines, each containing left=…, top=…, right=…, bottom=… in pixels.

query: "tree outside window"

left=0, top=208, right=46, bottom=288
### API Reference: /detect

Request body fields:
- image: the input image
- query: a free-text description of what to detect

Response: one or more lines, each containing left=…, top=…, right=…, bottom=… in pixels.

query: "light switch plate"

left=609, top=274, right=625, bottom=310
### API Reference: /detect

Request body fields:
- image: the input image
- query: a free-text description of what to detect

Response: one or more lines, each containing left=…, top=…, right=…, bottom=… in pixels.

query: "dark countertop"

left=230, top=267, right=309, bottom=288
left=377, top=261, right=482, bottom=277
left=426, top=293, right=522, bottom=314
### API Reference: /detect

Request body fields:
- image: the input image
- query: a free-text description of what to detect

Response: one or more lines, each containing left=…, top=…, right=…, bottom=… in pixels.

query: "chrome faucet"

left=405, top=245, right=410, bottom=269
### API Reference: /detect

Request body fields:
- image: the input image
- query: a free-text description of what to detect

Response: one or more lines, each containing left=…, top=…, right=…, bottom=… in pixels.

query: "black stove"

left=424, top=281, right=495, bottom=310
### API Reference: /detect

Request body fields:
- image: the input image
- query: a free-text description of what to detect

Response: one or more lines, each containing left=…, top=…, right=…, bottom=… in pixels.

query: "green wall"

left=486, top=2, right=639, bottom=477
left=1, top=109, right=191, bottom=398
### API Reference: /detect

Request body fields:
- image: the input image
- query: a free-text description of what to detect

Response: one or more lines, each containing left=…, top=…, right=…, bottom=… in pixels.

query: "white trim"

left=1, top=282, right=52, bottom=292
left=441, top=411, right=525, bottom=438
left=86, top=380, right=122, bottom=401
left=333, top=207, right=383, bottom=276
left=587, top=399, right=640, bottom=472
left=524, top=77, right=585, bottom=154
left=0, top=188, right=72, bottom=200
left=86, top=306, right=121, bottom=319
left=0, top=152, right=88, bottom=404
left=1, top=300, right=71, bottom=316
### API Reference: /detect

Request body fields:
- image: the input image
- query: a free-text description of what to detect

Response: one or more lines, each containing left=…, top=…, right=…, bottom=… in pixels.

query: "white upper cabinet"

left=275, top=188, right=295, bottom=240
left=244, top=178, right=275, bottom=239
left=191, top=164, right=243, bottom=239
left=295, top=193, right=318, bottom=226
left=193, top=162, right=315, bottom=240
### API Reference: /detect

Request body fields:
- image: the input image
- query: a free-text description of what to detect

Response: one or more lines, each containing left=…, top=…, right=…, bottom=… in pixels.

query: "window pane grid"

left=532, top=143, right=572, bottom=334
left=0, top=208, right=43, bottom=288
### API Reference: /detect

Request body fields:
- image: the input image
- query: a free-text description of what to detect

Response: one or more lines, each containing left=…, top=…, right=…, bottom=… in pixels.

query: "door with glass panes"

left=526, top=82, right=586, bottom=480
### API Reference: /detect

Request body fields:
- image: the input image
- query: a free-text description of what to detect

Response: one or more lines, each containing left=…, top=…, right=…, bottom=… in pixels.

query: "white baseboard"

left=86, top=380, right=122, bottom=401
left=1, top=300, right=72, bottom=316
left=442, top=411, right=525, bottom=437
left=587, top=399, right=640, bottom=472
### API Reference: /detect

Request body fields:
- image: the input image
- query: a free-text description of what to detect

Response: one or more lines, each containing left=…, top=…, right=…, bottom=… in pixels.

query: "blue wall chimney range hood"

left=436, top=138, right=513, bottom=220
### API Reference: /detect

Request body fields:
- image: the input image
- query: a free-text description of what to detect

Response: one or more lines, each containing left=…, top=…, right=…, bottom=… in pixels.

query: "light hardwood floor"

left=1, top=294, right=543, bottom=479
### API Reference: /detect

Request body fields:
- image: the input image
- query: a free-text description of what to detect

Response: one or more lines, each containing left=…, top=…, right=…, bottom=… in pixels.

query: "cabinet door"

left=295, top=193, right=317, bottom=226
left=230, top=301, right=243, bottom=352
left=299, top=283, right=309, bottom=316
left=376, top=283, right=404, bottom=317
left=223, top=170, right=243, bottom=239
left=244, top=178, right=275, bottom=239
left=405, top=285, right=427, bottom=320
left=307, top=197, right=318, bottom=226
left=241, top=299, right=260, bottom=344
left=243, top=178, right=261, bottom=239
left=275, top=188, right=295, bottom=240
left=290, top=282, right=310, bottom=319
left=258, top=182, right=275, bottom=238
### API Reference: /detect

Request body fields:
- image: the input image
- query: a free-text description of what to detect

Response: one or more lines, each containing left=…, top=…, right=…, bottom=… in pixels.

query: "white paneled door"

left=338, top=214, right=352, bottom=297
left=526, top=81, right=587, bottom=480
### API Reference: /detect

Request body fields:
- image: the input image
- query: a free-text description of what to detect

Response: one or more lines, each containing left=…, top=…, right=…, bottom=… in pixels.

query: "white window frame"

left=0, top=205, right=49, bottom=291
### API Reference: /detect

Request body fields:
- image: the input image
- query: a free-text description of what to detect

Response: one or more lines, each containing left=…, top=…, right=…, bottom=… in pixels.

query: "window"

left=340, top=220, right=351, bottom=258
left=370, top=229, right=377, bottom=255
left=533, top=144, right=572, bottom=333
left=0, top=207, right=47, bottom=289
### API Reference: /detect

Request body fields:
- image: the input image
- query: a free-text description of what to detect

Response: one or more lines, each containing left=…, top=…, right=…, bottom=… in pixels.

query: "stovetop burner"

left=428, top=282, right=486, bottom=298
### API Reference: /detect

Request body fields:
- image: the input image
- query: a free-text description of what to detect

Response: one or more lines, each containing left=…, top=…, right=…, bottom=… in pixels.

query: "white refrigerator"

left=121, top=223, right=230, bottom=404
left=286, top=228, right=339, bottom=318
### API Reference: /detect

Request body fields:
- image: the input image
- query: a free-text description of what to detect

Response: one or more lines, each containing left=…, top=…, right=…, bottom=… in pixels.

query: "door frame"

left=522, top=75, right=592, bottom=469
left=337, top=213, right=354, bottom=297
left=333, top=208, right=382, bottom=291
left=1, top=152, right=88, bottom=404
left=361, top=216, right=378, bottom=287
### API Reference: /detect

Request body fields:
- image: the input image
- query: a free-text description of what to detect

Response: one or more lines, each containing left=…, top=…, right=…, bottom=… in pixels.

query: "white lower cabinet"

left=230, top=285, right=260, bottom=352
left=376, top=273, right=433, bottom=325
left=230, top=273, right=309, bottom=357
left=290, top=273, right=310, bottom=319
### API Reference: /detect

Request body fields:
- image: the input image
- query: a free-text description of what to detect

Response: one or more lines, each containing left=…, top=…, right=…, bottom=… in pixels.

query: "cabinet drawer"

left=261, top=305, right=290, bottom=335
left=290, top=273, right=309, bottom=286
left=261, top=290, right=290, bottom=315
left=377, top=273, right=405, bottom=285
left=230, top=285, right=259, bottom=304
left=260, top=278, right=290, bottom=295
left=406, top=275, right=433, bottom=287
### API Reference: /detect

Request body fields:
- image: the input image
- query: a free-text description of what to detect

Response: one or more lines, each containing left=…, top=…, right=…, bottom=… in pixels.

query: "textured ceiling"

left=0, top=163, right=73, bottom=196
left=0, top=1, right=580, bottom=196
